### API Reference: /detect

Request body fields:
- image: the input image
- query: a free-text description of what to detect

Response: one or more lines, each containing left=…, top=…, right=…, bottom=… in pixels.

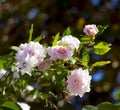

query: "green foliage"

left=2, top=101, right=21, bottom=110
left=81, top=54, right=90, bottom=67
left=82, top=102, right=120, bottom=110
left=97, top=25, right=108, bottom=35
left=34, top=35, right=45, bottom=42
left=0, top=59, right=4, bottom=69
left=37, top=92, right=49, bottom=100
left=47, top=64, right=69, bottom=83
left=10, top=46, right=20, bottom=51
left=0, top=0, right=118, bottom=109
left=0, top=25, right=112, bottom=110
left=93, top=42, right=111, bottom=55
left=28, top=24, right=34, bottom=42
left=80, top=48, right=90, bottom=67
left=91, top=61, right=111, bottom=68
left=62, top=27, right=71, bottom=36
left=82, top=105, right=97, bottom=110
left=114, top=90, right=120, bottom=101
left=80, top=36, right=91, bottom=44
left=52, top=33, right=60, bottom=46
left=0, top=53, right=14, bottom=69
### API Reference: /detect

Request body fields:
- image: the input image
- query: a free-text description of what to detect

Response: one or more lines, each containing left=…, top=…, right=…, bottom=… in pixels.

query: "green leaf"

left=92, top=61, right=111, bottom=67
left=82, top=48, right=90, bottom=55
left=0, top=52, right=14, bottom=69
left=97, top=25, right=108, bottom=35
left=114, top=90, right=120, bottom=101
left=56, top=71, right=67, bottom=81
left=82, top=102, right=120, bottom=110
left=0, top=59, right=4, bottom=69
left=93, top=42, right=111, bottom=55
left=41, top=82, right=51, bottom=87
left=97, top=102, right=120, bottom=110
left=2, top=101, right=21, bottom=110
left=52, top=32, right=60, bottom=46
left=34, top=34, right=45, bottom=42
left=80, top=36, right=91, bottom=44
left=82, top=105, right=97, bottom=110
left=80, top=48, right=90, bottom=67
left=50, top=65, right=69, bottom=81
left=62, top=27, right=71, bottom=36
left=81, top=54, right=90, bottom=67
left=10, top=46, right=20, bottom=51
left=28, top=24, right=33, bottom=42
left=37, top=93, right=49, bottom=100
left=69, top=57, right=76, bottom=64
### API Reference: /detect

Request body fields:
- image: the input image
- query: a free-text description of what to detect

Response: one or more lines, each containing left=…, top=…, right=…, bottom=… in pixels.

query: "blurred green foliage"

left=0, top=0, right=120, bottom=110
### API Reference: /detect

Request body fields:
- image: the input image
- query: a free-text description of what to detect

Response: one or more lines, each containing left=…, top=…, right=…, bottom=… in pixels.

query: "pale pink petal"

left=47, top=46, right=73, bottom=60
left=67, top=68, right=91, bottom=97
left=15, top=41, right=46, bottom=75
left=83, top=24, right=99, bottom=36
left=57, top=35, right=80, bottom=50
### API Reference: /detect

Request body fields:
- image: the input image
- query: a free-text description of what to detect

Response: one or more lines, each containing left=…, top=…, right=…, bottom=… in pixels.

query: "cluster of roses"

left=0, top=24, right=99, bottom=99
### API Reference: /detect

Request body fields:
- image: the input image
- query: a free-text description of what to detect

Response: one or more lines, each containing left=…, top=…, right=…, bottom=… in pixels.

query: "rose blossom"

left=17, top=102, right=30, bottom=110
left=67, top=68, right=91, bottom=97
left=47, top=46, right=73, bottom=60
left=83, top=24, right=99, bottom=36
left=57, top=35, right=80, bottom=50
left=15, top=41, right=46, bottom=75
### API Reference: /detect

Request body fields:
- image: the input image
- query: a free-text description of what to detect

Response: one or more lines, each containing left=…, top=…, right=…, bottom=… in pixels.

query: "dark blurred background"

left=0, top=0, right=120, bottom=110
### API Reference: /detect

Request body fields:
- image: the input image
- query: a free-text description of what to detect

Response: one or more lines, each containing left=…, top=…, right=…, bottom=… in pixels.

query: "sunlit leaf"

left=28, top=24, right=33, bottom=42
left=0, top=59, right=4, bottom=69
left=69, top=57, right=76, bottom=64
left=81, top=54, right=90, bottom=67
left=52, top=32, right=60, bottom=46
left=92, top=61, right=111, bottom=67
left=80, top=35, right=91, bottom=44
left=80, top=48, right=90, bottom=67
left=34, top=35, right=45, bottom=42
left=2, top=101, right=21, bottom=110
left=93, top=42, right=111, bottom=55
left=10, top=46, right=20, bottom=51
left=62, top=27, right=71, bottom=36
left=114, top=90, right=120, bottom=101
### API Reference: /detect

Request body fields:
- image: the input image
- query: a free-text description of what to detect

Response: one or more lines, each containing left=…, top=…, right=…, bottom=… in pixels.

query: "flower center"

left=58, top=48, right=66, bottom=54
left=28, top=50, right=35, bottom=56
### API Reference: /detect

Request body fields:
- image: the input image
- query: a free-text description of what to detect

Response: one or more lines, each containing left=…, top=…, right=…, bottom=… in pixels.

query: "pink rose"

left=15, top=41, right=46, bottom=75
left=57, top=35, right=80, bottom=50
left=83, top=24, right=99, bottom=36
left=67, top=68, right=91, bottom=97
left=47, top=46, right=73, bottom=60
